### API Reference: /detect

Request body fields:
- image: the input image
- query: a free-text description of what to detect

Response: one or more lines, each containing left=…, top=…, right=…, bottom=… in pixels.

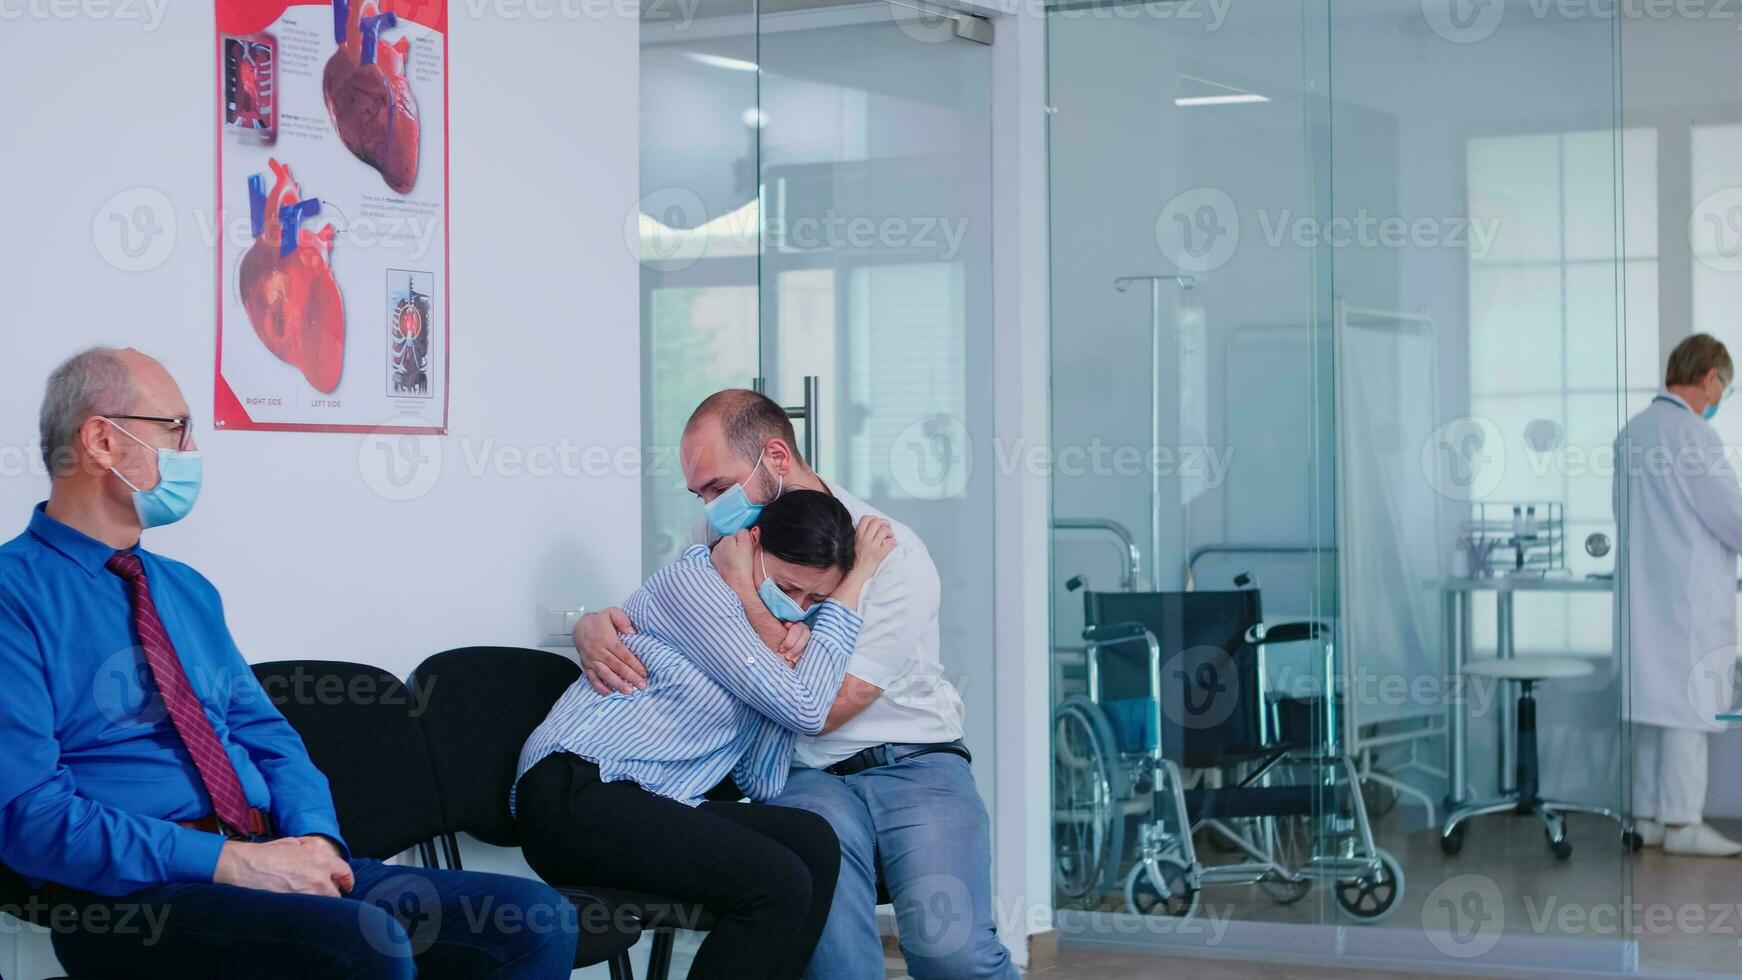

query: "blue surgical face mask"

left=1706, top=401, right=1721, bottom=421
left=107, top=419, right=203, bottom=529
left=757, top=551, right=815, bottom=623
left=704, top=453, right=781, bottom=537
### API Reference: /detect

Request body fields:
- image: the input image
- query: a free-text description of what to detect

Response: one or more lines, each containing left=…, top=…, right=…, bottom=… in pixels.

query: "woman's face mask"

left=757, top=550, right=818, bottom=623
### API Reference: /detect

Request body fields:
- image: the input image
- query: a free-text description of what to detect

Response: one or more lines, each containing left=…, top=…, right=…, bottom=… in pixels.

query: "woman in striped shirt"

left=514, top=489, right=894, bottom=980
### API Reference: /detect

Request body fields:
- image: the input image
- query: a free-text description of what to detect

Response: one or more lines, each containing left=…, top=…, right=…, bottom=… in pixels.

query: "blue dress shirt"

left=517, top=546, right=861, bottom=807
left=0, top=504, right=346, bottom=896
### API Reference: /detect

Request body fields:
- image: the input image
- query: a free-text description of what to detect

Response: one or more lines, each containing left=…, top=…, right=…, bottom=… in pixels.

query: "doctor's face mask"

left=1707, top=372, right=1733, bottom=421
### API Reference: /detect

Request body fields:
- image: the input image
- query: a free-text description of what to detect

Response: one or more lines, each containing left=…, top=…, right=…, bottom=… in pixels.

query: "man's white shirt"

left=688, top=480, right=966, bottom=767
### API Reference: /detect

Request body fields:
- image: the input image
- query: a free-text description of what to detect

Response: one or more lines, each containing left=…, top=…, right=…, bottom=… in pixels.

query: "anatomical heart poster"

left=215, top=0, right=448, bottom=434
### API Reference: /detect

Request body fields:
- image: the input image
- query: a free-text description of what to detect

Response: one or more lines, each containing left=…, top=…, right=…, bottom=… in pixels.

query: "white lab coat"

left=1615, top=393, right=1742, bottom=731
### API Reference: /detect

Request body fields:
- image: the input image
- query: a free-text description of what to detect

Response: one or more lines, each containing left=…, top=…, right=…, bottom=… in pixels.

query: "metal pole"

left=1114, top=275, right=1195, bottom=585
left=1496, top=590, right=1516, bottom=795
left=1446, top=588, right=1468, bottom=808
left=750, top=374, right=821, bottom=470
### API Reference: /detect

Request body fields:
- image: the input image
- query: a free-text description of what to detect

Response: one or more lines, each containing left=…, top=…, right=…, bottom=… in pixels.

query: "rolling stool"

left=1439, top=656, right=1633, bottom=859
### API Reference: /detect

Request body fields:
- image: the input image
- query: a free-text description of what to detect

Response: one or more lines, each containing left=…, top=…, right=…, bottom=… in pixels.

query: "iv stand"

left=1113, top=274, right=1196, bottom=587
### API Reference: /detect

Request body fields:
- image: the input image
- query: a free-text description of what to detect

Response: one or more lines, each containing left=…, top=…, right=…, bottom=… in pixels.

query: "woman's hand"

left=710, top=529, right=758, bottom=593
left=777, top=622, right=810, bottom=667
left=853, top=516, right=896, bottom=575
left=830, top=517, right=895, bottom=610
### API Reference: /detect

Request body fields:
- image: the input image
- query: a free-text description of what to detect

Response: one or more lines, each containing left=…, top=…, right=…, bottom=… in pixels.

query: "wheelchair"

left=1052, top=576, right=1404, bottom=922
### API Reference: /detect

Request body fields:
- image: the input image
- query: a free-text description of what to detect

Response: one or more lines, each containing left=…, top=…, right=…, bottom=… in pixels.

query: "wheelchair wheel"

left=1257, top=815, right=1313, bottom=905
left=1126, top=856, right=1200, bottom=919
left=1053, top=699, right=1123, bottom=904
left=1361, top=778, right=1400, bottom=821
left=1334, top=849, right=1404, bottom=923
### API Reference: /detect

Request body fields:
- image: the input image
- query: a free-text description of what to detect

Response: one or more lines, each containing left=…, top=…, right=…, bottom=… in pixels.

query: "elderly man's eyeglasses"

left=105, top=415, right=195, bottom=452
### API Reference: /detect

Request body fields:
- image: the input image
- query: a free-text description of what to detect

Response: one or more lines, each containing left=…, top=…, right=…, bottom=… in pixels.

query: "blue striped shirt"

left=515, top=546, right=862, bottom=808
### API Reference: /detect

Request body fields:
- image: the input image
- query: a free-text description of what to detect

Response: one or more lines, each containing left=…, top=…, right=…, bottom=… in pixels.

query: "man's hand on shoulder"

left=214, top=837, right=353, bottom=896
left=576, top=608, right=646, bottom=695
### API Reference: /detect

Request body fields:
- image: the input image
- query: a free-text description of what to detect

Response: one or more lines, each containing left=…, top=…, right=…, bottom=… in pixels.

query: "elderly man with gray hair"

left=0, top=348, right=580, bottom=978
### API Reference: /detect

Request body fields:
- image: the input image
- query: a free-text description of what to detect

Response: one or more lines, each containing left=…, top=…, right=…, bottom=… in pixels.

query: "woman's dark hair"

left=758, top=489, right=856, bottom=571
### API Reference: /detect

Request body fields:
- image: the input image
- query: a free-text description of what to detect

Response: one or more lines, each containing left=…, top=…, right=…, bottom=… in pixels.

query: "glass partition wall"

left=1048, top=3, right=1639, bottom=972
left=640, top=0, right=999, bottom=792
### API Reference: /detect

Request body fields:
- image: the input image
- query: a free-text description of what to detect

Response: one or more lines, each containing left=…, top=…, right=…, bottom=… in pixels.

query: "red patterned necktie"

left=106, top=551, right=255, bottom=833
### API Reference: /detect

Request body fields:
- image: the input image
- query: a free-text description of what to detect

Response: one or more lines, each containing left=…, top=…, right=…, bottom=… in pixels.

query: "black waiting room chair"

left=409, top=646, right=715, bottom=980
left=252, top=659, right=640, bottom=976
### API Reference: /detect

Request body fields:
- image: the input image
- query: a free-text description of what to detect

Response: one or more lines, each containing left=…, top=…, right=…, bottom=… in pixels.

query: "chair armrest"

left=1247, top=620, right=1330, bottom=645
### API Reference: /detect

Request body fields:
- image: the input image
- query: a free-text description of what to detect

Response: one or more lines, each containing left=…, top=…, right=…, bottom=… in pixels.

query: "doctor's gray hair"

left=40, top=347, right=136, bottom=478
left=1666, top=333, right=1733, bottom=388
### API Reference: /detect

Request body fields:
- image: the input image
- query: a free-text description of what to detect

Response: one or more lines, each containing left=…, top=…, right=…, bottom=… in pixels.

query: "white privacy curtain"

left=1337, top=309, right=1447, bottom=729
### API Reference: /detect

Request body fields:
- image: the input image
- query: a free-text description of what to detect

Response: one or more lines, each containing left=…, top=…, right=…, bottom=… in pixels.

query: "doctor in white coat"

left=1616, top=333, right=1742, bottom=856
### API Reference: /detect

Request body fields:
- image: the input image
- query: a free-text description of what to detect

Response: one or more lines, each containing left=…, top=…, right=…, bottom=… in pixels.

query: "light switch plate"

left=537, top=602, right=587, bottom=649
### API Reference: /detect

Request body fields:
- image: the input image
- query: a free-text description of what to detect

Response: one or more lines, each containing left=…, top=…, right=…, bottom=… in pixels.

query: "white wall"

left=0, top=5, right=643, bottom=683
left=1, top=4, right=641, bottom=977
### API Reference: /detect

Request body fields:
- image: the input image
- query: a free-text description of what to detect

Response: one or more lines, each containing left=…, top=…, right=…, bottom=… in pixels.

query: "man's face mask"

left=105, top=418, right=203, bottom=529
left=704, top=452, right=782, bottom=537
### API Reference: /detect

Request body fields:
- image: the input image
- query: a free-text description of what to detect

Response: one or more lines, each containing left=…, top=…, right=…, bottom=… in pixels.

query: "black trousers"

left=516, top=753, right=840, bottom=980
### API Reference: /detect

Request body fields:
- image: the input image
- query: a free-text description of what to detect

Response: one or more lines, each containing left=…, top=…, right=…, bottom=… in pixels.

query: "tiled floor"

left=1026, top=948, right=1448, bottom=979
left=1046, top=809, right=1742, bottom=978
left=605, top=809, right=1742, bottom=979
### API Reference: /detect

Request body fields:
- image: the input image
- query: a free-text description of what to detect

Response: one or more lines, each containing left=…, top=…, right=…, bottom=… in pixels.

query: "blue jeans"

left=772, top=748, right=1018, bottom=980
left=50, top=859, right=578, bottom=979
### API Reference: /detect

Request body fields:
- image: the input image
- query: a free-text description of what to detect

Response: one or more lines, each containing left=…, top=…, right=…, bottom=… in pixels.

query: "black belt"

left=824, top=740, right=972, bottom=778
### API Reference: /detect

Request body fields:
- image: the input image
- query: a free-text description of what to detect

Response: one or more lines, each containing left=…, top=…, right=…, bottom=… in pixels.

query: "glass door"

left=1046, top=0, right=1633, bottom=970
left=640, top=0, right=762, bottom=568
left=756, top=1, right=997, bottom=788
left=639, top=0, right=997, bottom=785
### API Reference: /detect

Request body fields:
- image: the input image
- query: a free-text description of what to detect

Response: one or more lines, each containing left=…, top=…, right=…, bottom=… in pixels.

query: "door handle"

left=751, top=375, right=820, bottom=469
